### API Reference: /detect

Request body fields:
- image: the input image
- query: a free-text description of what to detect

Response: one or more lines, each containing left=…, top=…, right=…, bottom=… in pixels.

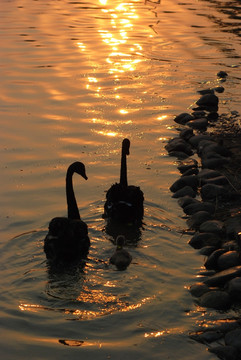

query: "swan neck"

left=120, top=148, right=128, bottom=188
left=66, top=168, right=81, bottom=220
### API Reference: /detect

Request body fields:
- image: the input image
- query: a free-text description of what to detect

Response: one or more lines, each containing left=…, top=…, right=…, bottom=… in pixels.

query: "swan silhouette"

left=103, top=138, right=144, bottom=224
left=110, top=235, right=132, bottom=270
left=44, top=162, right=90, bottom=263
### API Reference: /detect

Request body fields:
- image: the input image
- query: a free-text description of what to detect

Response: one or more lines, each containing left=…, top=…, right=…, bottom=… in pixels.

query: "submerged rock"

left=189, top=282, right=210, bottom=297
left=190, top=330, right=223, bottom=344
left=177, top=158, right=198, bottom=174
left=187, top=211, right=211, bottom=230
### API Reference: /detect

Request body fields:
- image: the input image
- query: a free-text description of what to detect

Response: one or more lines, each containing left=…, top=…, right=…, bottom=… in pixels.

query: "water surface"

left=0, top=0, right=241, bottom=359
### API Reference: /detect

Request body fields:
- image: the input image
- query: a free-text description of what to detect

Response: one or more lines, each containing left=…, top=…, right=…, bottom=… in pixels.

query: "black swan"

left=110, top=235, right=132, bottom=270
left=103, top=138, right=144, bottom=224
left=44, top=162, right=90, bottom=263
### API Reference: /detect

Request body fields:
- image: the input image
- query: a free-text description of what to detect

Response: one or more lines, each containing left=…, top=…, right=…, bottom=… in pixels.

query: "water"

left=0, top=0, right=241, bottom=359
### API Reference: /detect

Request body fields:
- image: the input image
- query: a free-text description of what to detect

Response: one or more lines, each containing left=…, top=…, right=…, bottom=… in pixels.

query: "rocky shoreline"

left=166, top=72, right=241, bottom=360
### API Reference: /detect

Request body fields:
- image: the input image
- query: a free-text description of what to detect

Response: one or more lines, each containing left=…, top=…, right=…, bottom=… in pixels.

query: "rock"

left=204, top=249, right=226, bottom=270
left=197, top=168, right=222, bottom=180
left=207, top=111, right=219, bottom=120
left=165, top=138, right=193, bottom=155
left=204, top=319, right=241, bottom=333
left=187, top=211, right=211, bottom=230
left=196, top=94, right=219, bottom=109
left=183, top=201, right=215, bottom=215
left=217, top=70, right=228, bottom=78
left=187, top=118, right=208, bottom=130
left=188, top=232, right=221, bottom=249
left=181, top=167, right=199, bottom=176
left=179, top=128, right=194, bottom=141
left=197, top=269, right=216, bottom=277
left=168, top=151, right=190, bottom=159
left=190, top=330, right=223, bottom=344
left=203, top=175, right=229, bottom=186
left=192, top=110, right=207, bottom=118
left=197, top=89, right=215, bottom=95
left=225, top=328, right=241, bottom=350
left=170, top=175, right=198, bottom=192
left=218, top=251, right=241, bottom=270
left=174, top=112, right=194, bottom=125
left=200, top=143, right=232, bottom=157
left=199, top=246, right=217, bottom=256
left=201, top=156, right=229, bottom=169
left=204, top=265, right=241, bottom=286
left=189, top=282, right=210, bottom=297
left=209, top=345, right=238, bottom=360
left=188, top=134, right=214, bottom=148
left=225, top=215, right=241, bottom=238
left=198, top=290, right=231, bottom=310
left=222, top=241, right=240, bottom=252
left=201, top=183, right=226, bottom=201
left=177, top=158, right=198, bottom=174
left=177, top=196, right=199, bottom=208
left=172, top=186, right=196, bottom=198
left=214, top=86, right=225, bottom=93
left=199, top=220, right=225, bottom=234
left=227, top=277, right=241, bottom=300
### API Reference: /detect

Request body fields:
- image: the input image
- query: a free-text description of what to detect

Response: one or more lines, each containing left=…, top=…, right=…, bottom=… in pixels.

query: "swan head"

left=68, top=162, right=88, bottom=180
left=122, top=138, right=130, bottom=156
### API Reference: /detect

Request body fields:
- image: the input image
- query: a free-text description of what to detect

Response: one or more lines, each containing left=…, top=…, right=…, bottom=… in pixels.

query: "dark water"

left=0, top=0, right=241, bottom=359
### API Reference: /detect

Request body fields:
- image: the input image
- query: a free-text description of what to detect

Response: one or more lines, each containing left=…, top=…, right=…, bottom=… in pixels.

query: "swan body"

left=104, top=139, right=144, bottom=224
left=44, top=162, right=90, bottom=263
left=110, top=235, right=132, bottom=270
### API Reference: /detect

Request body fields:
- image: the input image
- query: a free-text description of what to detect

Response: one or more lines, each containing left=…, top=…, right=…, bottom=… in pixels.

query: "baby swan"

left=110, top=235, right=132, bottom=270
left=104, top=138, right=144, bottom=224
left=44, top=162, right=90, bottom=263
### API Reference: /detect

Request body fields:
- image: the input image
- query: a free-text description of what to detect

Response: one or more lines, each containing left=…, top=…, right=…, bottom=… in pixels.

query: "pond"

left=0, top=0, right=241, bottom=359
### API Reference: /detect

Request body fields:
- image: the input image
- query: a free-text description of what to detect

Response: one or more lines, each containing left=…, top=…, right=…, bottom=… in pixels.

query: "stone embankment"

left=166, top=71, right=241, bottom=360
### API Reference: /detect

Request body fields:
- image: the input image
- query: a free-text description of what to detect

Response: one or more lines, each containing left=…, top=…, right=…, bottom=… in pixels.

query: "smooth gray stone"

left=201, top=183, right=225, bottom=200
left=189, top=232, right=221, bottom=249
left=203, top=175, right=229, bottom=186
left=227, top=276, right=241, bottom=298
left=197, top=168, right=222, bottom=180
left=214, top=86, right=225, bottom=93
left=165, top=138, right=193, bottom=155
left=227, top=277, right=241, bottom=299
left=170, top=175, right=198, bottom=192
left=177, top=196, right=199, bottom=208
left=217, top=71, right=228, bottom=78
left=177, top=158, right=198, bottom=173
left=172, top=186, right=196, bottom=198
left=187, top=211, right=211, bottom=230
left=179, top=128, right=194, bottom=141
left=168, top=151, right=190, bottom=159
left=218, top=251, right=241, bottom=270
left=209, top=345, right=238, bottom=360
left=187, top=118, right=208, bottom=130
left=189, top=282, right=210, bottom=297
left=199, top=220, right=225, bottom=234
left=181, top=167, right=199, bottom=176
left=174, top=112, right=194, bottom=125
left=202, top=156, right=229, bottom=169
left=183, top=202, right=215, bottom=215
left=197, top=89, right=215, bottom=95
left=204, top=249, right=226, bottom=270
left=225, top=329, right=241, bottom=350
left=200, top=143, right=232, bottom=157
left=192, top=110, right=206, bottom=118
left=199, top=246, right=217, bottom=256
left=199, top=290, right=231, bottom=310
left=188, top=134, right=213, bottom=148
left=196, top=94, right=219, bottom=107
left=204, top=266, right=241, bottom=286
